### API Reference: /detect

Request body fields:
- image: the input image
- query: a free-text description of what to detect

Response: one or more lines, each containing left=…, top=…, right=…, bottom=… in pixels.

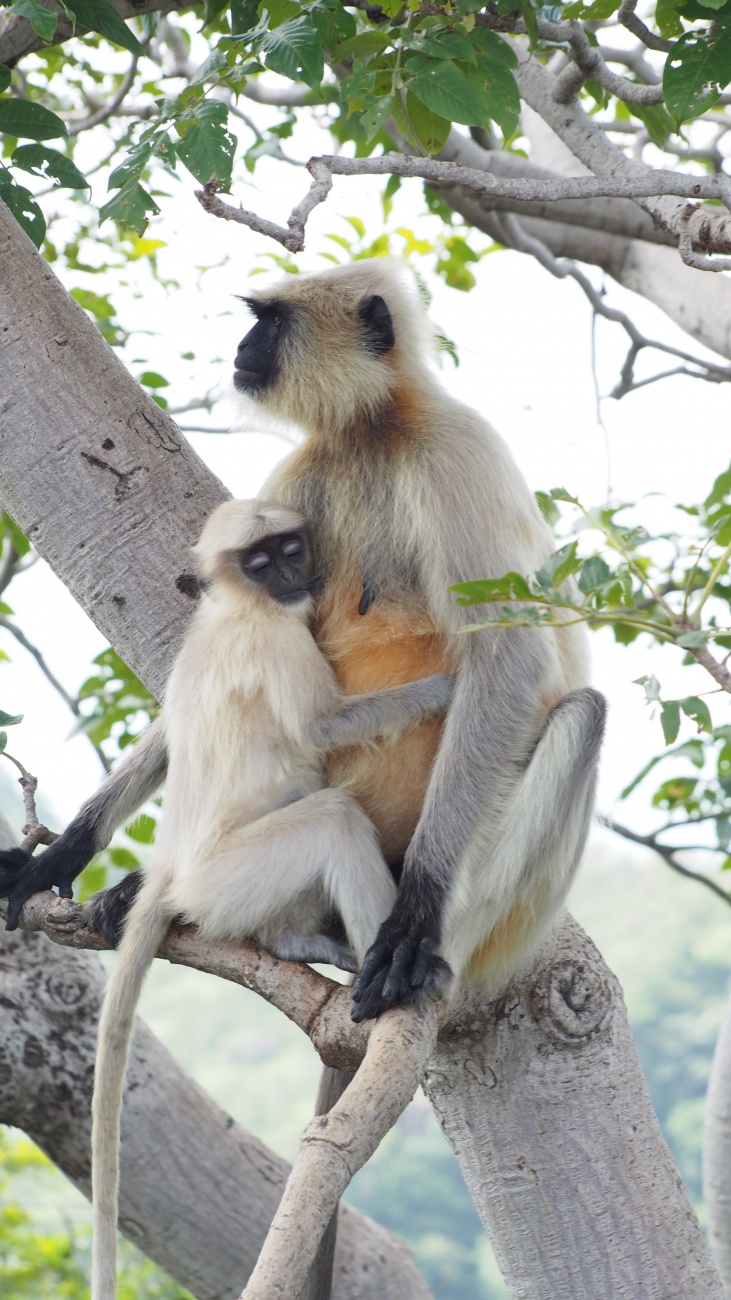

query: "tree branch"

left=67, top=54, right=140, bottom=137
left=491, top=212, right=731, bottom=396
left=195, top=152, right=731, bottom=256
left=0, top=0, right=189, bottom=68
left=602, top=816, right=731, bottom=906
left=240, top=1002, right=438, bottom=1299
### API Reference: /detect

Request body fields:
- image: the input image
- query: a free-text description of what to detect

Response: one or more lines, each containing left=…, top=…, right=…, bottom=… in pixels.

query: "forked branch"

left=195, top=154, right=731, bottom=257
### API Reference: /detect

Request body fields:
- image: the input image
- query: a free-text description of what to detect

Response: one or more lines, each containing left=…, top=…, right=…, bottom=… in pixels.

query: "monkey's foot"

left=86, top=870, right=144, bottom=947
left=351, top=920, right=452, bottom=1022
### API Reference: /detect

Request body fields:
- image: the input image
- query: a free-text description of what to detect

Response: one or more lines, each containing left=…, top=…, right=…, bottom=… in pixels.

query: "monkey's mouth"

left=233, top=364, right=271, bottom=395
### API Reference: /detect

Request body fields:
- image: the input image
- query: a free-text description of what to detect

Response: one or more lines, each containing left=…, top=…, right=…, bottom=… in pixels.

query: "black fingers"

left=351, top=911, right=452, bottom=1023
left=3, top=854, right=64, bottom=931
left=85, top=870, right=143, bottom=947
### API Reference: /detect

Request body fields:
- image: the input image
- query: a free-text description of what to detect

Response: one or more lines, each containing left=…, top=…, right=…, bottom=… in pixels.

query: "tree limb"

left=0, top=0, right=190, bottom=68
left=240, top=1002, right=438, bottom=1299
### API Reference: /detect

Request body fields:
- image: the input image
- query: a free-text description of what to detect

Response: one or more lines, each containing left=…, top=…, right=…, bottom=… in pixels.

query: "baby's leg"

left=169, top=788, right=396, bottom=967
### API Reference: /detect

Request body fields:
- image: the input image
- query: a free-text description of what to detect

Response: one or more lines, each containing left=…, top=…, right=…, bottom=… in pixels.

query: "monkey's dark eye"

left=273, top=314, right=283, bottom=329
left=281, top=539, right=302, bottom=556
left=248, top=552, right=271, bottom=570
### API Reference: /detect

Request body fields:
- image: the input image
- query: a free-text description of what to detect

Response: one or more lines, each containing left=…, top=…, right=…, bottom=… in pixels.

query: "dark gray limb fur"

left=310, top=673, right=454, bottom=753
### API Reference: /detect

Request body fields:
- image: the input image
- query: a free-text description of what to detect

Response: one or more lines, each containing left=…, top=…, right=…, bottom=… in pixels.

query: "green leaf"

left=635, top=673, right=662, bottom=703
left=577, top=555, right=612, bottom=593
left=406, top=56, right=490, bottom=128
left=656, top=0, right=685, bottom=36
left=680, top=695, right=713, bottom=732
left=125, top=812, right=157, bottom=844
left=549, top=486, right=578, bottom=503
left=0, top=710, right=23, bottom=726
left=138, top=370, right=169, bottom=387
left=631, top=102, right=675, bottom=148
left=334, top=30, right=393, bottom=60
left=706, top=461, right=731, bottom=507
left=663, top=29, right=731, bottom=125
left=0, top=732, right=7, bottom=756
left=563, top=0, right=620, bottom=16
left=0, top=179, right=46, bottom=246
left=535, top=541, right=581, bottom=590
left=11, top=143, right=87, bottom=188
left=450, top=572, right=534, bottom=604
left=8, top=0, right=58, bottom=42
left=203, top=0, right=229, bottom=22
left=189, top=47, right=229, bottom=87
left=0, top=68, right=8, bottom=95
left=0, top=97, right=67, bottom=141
left=677, top=629, right=710, bottom=647
left=68, top=0, right=144, bottom=55
left=418, top=31, right=477, bottom=63
left=1, top=510, right=30, bottom=557
left=261, top=16, right=325, bottom=89
left=661, top=699, right=681, bottom=744
left=175, top=101, right=236, bottom=187
left=230, top=0, right=261, bottom=34
left=99, top=180, right=160, bottom=236
left=107, top=846, right=141, bottom=868
left=620, top=738, right=705, bottom=799
left=403, top=89, right=451, bottom=154
left=535, top=490, right=560, bottom=526
left=360, top=95, right=395, bottom=142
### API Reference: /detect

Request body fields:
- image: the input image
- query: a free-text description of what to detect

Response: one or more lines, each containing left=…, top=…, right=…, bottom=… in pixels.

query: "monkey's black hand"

left=350, top=901, right=452, bottom=1022
left=85, top=870, right=144, bottom=947
left=0, top=827, right=97, bottom=931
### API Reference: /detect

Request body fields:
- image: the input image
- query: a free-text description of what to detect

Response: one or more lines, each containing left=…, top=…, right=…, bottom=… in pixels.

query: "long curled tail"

left=91, top=870, right=172, bottom=1300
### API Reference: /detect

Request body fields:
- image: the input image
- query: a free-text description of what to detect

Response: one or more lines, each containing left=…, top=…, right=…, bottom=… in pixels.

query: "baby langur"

left=80, top=499, right=452, bottom=1300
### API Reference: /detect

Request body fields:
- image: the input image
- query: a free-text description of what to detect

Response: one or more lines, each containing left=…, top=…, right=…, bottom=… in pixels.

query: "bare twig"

left=0, top=615, right=110, bottom=772
left=239, top=1001, right=438, bottom=1300
left=68, top=56, right=140, bottom=138
left=491, top=213, right=731, bottom=397
left=618, top=0, right=675, bottom=53
left=196, top=153, right=731, bottom=257
left=602, top=816, right=731, bottom=906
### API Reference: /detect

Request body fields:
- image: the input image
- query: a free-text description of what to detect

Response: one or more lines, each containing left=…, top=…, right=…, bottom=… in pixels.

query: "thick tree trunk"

left=0, top=924, right=431, bottom=1300
left=0, top=198, right=723, bottom=1297
left=0, top=198, right=227, bottom=703
left=426, top=915, right=722, bottom=1299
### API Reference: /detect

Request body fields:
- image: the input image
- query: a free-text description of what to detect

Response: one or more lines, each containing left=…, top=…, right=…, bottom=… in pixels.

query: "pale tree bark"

left=0, top=923, right=431, bottom=1300
left=705, top=988, right=731, bottom=1296
left=0, top=199, right=724, bottom=1296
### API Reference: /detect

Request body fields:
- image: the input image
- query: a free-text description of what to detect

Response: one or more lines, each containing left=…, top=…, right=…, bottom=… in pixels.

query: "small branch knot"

left=531, top=958, right=612, bottom=1042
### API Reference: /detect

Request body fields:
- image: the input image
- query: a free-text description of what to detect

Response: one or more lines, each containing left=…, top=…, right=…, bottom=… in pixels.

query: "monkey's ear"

left=359, top=295, right=395, bottom=356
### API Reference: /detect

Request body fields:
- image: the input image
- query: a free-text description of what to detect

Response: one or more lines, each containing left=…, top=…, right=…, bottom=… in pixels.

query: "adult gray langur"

left=229, top=258, right=607, bottom=1022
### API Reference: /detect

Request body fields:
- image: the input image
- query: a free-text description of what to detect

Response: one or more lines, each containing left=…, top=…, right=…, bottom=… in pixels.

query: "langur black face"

left=232, top=291, right=396, bottom=398
left=239, top=528, right=314, bottom=604
left=233, top=300, right=287, bottom=395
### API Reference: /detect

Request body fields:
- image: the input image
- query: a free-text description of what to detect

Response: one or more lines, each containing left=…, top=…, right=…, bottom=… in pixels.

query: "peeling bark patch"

left=80, top=451, right=149, bottom=501
left=101, top=438, right=115, bottom=450
left=175, top=573, right=200, bottom=599
left=112, top=594, right=126, bottom=607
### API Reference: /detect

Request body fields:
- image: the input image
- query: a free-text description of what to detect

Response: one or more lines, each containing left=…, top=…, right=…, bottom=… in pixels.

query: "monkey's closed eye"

left=248, top=552, right=271, bottom=570
left=281, top=540, right=303, bottom=556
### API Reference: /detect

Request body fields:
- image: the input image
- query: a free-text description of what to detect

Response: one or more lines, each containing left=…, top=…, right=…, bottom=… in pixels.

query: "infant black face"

left=238, top=528, right=314, bottom=604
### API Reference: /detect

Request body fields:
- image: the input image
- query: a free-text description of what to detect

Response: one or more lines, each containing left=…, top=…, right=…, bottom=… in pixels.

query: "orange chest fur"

left=318, top=583, right=453, bottom=862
